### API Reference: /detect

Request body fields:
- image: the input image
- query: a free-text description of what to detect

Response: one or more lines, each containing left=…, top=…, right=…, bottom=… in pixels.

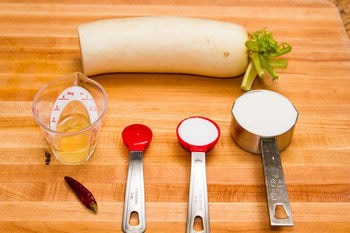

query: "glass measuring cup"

left=32, top=72, right=108, bottom=165
left=177, top=116, right=220, bottom=233
left=121, top=124, right=153, bottom=233
left=231, top=90, right=298, bottom=227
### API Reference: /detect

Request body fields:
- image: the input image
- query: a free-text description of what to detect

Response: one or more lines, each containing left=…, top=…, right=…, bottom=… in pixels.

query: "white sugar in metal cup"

left=231, top=90, right=298, bottom=227
left=232, top=90, right=297, bottom=139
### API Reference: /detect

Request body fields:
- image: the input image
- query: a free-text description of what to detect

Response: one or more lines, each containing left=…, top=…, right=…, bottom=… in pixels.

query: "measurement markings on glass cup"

left=49, top=86, right=98, bottom=130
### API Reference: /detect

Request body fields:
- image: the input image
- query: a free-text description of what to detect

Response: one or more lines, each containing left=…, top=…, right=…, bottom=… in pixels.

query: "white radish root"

left=78, top=16, right=248, bottom=77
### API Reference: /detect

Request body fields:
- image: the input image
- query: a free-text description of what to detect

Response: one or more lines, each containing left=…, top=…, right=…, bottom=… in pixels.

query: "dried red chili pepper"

left=64, top=176, right=98, bottom=213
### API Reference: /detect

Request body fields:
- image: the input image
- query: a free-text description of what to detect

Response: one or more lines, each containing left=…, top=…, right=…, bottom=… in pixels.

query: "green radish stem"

left=241, top=29, right=292, bottom=91
left=241, top=61, right=257, bottom=92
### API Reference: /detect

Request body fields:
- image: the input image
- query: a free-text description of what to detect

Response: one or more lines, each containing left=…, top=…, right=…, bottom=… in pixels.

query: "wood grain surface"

left=0, top=0, right=349, bottom=232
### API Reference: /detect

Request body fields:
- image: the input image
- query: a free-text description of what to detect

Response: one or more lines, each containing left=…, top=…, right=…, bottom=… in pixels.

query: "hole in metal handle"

left=193, top=216, right=204, bottom=231
left=274, top=204, right=289, bottom=219
left=129, top=211, right=140, bottom=226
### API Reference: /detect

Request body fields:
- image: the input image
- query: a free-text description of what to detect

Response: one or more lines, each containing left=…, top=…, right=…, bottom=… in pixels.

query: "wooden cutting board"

left=0, top=0, right=349, bottom=232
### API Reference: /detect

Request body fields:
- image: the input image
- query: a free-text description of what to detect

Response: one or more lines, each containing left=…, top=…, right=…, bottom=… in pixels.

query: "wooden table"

left=0, top=0, right=349, bottom=232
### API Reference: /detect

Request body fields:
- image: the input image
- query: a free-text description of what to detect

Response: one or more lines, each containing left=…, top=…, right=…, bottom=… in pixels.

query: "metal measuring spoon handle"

left=187, top=152, right=210, bottom=233
left=122, top=124, right=152, bottom=233
left=122, top=151, right=146, bottom=233
left=176, top=116, right=220, bottom=233
left=261, top=138, right=294, bottom=226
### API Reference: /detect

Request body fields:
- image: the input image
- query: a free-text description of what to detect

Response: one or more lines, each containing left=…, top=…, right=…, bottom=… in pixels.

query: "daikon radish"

left=78, top=16, right=248, bottom=77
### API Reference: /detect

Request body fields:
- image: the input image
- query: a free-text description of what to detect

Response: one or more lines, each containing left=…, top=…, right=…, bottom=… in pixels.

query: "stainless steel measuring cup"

left=230, top=90, right=298, bottom=227
left=121, top=124, right=153, bottom=233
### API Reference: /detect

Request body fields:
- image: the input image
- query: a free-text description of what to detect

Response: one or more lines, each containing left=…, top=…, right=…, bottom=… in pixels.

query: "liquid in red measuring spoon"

left=122, top=124, right=153, bottom=233
left=177, top=116, right=220, bottom=233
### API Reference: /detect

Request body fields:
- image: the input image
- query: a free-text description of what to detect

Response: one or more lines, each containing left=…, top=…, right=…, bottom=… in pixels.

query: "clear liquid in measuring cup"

left=54, top=100, right=93, bottom=164
left=56, top=100, right=91, bottom=132
left=33, top=72, right=107, bottom=165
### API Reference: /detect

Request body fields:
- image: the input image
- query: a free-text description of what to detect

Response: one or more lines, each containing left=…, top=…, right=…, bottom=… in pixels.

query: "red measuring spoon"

left=176, top=116, right=220, bottom=233
left=122, top=124, right=152, bottom=233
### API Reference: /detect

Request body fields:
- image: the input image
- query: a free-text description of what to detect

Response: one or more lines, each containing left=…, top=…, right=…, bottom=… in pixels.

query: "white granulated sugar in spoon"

left=178, top=117, right=219, bottom=146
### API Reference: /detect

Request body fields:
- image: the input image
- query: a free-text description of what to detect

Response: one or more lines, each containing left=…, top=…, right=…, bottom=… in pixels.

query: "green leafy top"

left=241, top=29, right=292, bottom=91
